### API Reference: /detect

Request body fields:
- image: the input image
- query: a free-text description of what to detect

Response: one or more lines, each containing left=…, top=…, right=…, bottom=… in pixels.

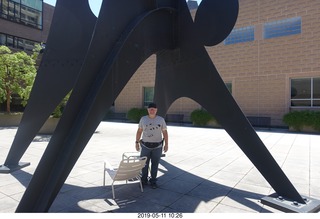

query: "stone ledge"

left=0, top=113, right=59, bottom=134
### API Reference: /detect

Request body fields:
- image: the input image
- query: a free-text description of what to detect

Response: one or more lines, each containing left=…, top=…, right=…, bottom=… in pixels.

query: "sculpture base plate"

left=0, top=162, right=31, bottom=174
left=261, top=193, right=320, bottom=213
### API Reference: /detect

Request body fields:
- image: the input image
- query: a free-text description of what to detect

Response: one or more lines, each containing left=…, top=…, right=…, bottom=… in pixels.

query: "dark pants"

left=140, top=144, right=163, bottom=183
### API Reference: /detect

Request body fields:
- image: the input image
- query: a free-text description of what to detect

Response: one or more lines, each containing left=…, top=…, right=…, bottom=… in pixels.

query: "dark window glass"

left=291, top=78, right=320, bottom=107
left=313, top=78, right=320, bottom=99
left=6, top=35, right=14, bottom=47
left=0, top=34, right=6, bottom=45
left=225, top=82, right=232, bottom=94
left=143, top=87, right=154, bottom=107
left=291, top=78, right=311, bottom=99
left=1, top=0, right=9, bottom=18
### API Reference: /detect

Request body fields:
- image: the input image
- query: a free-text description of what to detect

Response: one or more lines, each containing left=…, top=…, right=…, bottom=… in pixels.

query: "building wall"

left=115, top=0, right=320, bottom=127
left=0, top=3, right=54, bottom=44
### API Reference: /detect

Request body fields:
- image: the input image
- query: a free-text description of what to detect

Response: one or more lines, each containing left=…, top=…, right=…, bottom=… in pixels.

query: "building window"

left=143, top=87, right=154, bottom=107
left=291, top=77, right=320, bottom=107
left=0, top=32, right=39, bottom=51
left=224, top=26, right=254, bottom=45
left=0, top=0, right=43, bottom=29
left=225, top=82, right=232, bottom=94
left=264, top=17, right=301, bottom=39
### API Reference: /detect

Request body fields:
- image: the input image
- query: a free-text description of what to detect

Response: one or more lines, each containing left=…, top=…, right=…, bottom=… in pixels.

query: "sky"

left=43, top=0, right=202, bottom=17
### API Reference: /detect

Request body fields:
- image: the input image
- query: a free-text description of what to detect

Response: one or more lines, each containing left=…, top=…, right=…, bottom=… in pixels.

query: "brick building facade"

left=114, top=0, right=320, bottom=127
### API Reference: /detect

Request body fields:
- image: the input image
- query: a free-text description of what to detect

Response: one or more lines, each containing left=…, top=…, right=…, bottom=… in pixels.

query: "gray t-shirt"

left=139, top=115, right=167, bottom=142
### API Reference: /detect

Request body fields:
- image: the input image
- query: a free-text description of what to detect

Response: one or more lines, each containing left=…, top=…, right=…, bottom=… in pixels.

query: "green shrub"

left=313, top=112, right=320, bottom=131
left=190, top=109, right=215, bottom=126
left=283, top=110, right=320, bottom=131
left=51, top=92, right=70, bottom=118
left=52, top=105, right=63, bottom=118
left=127, top=108, right=147, bottom=123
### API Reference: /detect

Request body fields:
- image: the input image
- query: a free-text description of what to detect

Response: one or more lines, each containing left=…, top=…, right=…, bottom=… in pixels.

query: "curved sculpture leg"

left=11, top=0, right=314, bottom=213
left=154, top=0, right=304, bottom=204
left=156, top=51, right=304, bottom=203
left=1, top=0, right=96, bottom=171
left=16, top=6, right=175, bottom=212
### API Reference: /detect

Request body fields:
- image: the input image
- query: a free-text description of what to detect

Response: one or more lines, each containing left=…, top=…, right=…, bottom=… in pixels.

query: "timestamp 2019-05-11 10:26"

left=137, top=213, right=183, bottom=218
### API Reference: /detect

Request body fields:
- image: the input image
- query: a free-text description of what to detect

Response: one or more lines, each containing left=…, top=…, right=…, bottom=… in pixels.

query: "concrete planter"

left=289, top=125, right=320, bottom=134
left=39, top=117, right=60, bottom=134
left=0, top=113, right=23, bottom=126
left=0, top=113, right=59, bottom=134
left=192, top=119, right=221, bottom=128
left=207, top=119, right=221, bottom=128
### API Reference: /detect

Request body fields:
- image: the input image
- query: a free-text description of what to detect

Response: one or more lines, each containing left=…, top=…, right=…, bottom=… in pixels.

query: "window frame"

left=290, top=77, right=320, bottom=108
left=0, top=0, right=43, bottom=29
left=0, top=32, right=40, bottom=51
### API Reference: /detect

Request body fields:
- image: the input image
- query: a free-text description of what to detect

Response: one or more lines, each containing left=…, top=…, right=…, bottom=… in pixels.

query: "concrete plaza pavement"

left=0, top=121, right=320, bottom=213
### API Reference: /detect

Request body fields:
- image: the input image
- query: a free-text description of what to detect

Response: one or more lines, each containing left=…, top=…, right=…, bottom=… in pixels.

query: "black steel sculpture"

left=0, top=0, right=319, bottom=213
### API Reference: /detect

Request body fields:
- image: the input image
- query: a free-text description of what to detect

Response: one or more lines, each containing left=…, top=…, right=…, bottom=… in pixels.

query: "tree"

left=20, top=44, right=43, bottom=106
left=0, top=45, right=37, bottom=113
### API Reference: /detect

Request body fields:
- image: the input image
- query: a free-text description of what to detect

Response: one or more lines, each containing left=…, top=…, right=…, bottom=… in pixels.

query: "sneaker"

left=151, top=182, right=157, bottom=189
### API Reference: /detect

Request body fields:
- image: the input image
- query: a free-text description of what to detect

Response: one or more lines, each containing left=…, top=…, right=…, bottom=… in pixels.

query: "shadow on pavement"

left=10, top=157, right=272, bottom=213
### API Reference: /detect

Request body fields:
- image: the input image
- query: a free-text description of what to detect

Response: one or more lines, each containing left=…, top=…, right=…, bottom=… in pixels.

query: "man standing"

left=135, top=103, right=168, bottom=189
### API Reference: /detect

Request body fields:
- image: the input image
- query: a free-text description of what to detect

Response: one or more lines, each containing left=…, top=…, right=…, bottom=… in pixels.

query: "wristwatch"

left=135, top=141, right=139, bottom=144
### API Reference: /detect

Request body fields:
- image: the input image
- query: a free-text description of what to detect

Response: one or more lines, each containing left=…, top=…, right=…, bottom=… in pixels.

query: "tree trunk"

left=6, top=88, right=11, bottom=113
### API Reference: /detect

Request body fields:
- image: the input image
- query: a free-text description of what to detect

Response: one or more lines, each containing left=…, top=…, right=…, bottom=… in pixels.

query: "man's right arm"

left=135, top=128, right=143, bottom=151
